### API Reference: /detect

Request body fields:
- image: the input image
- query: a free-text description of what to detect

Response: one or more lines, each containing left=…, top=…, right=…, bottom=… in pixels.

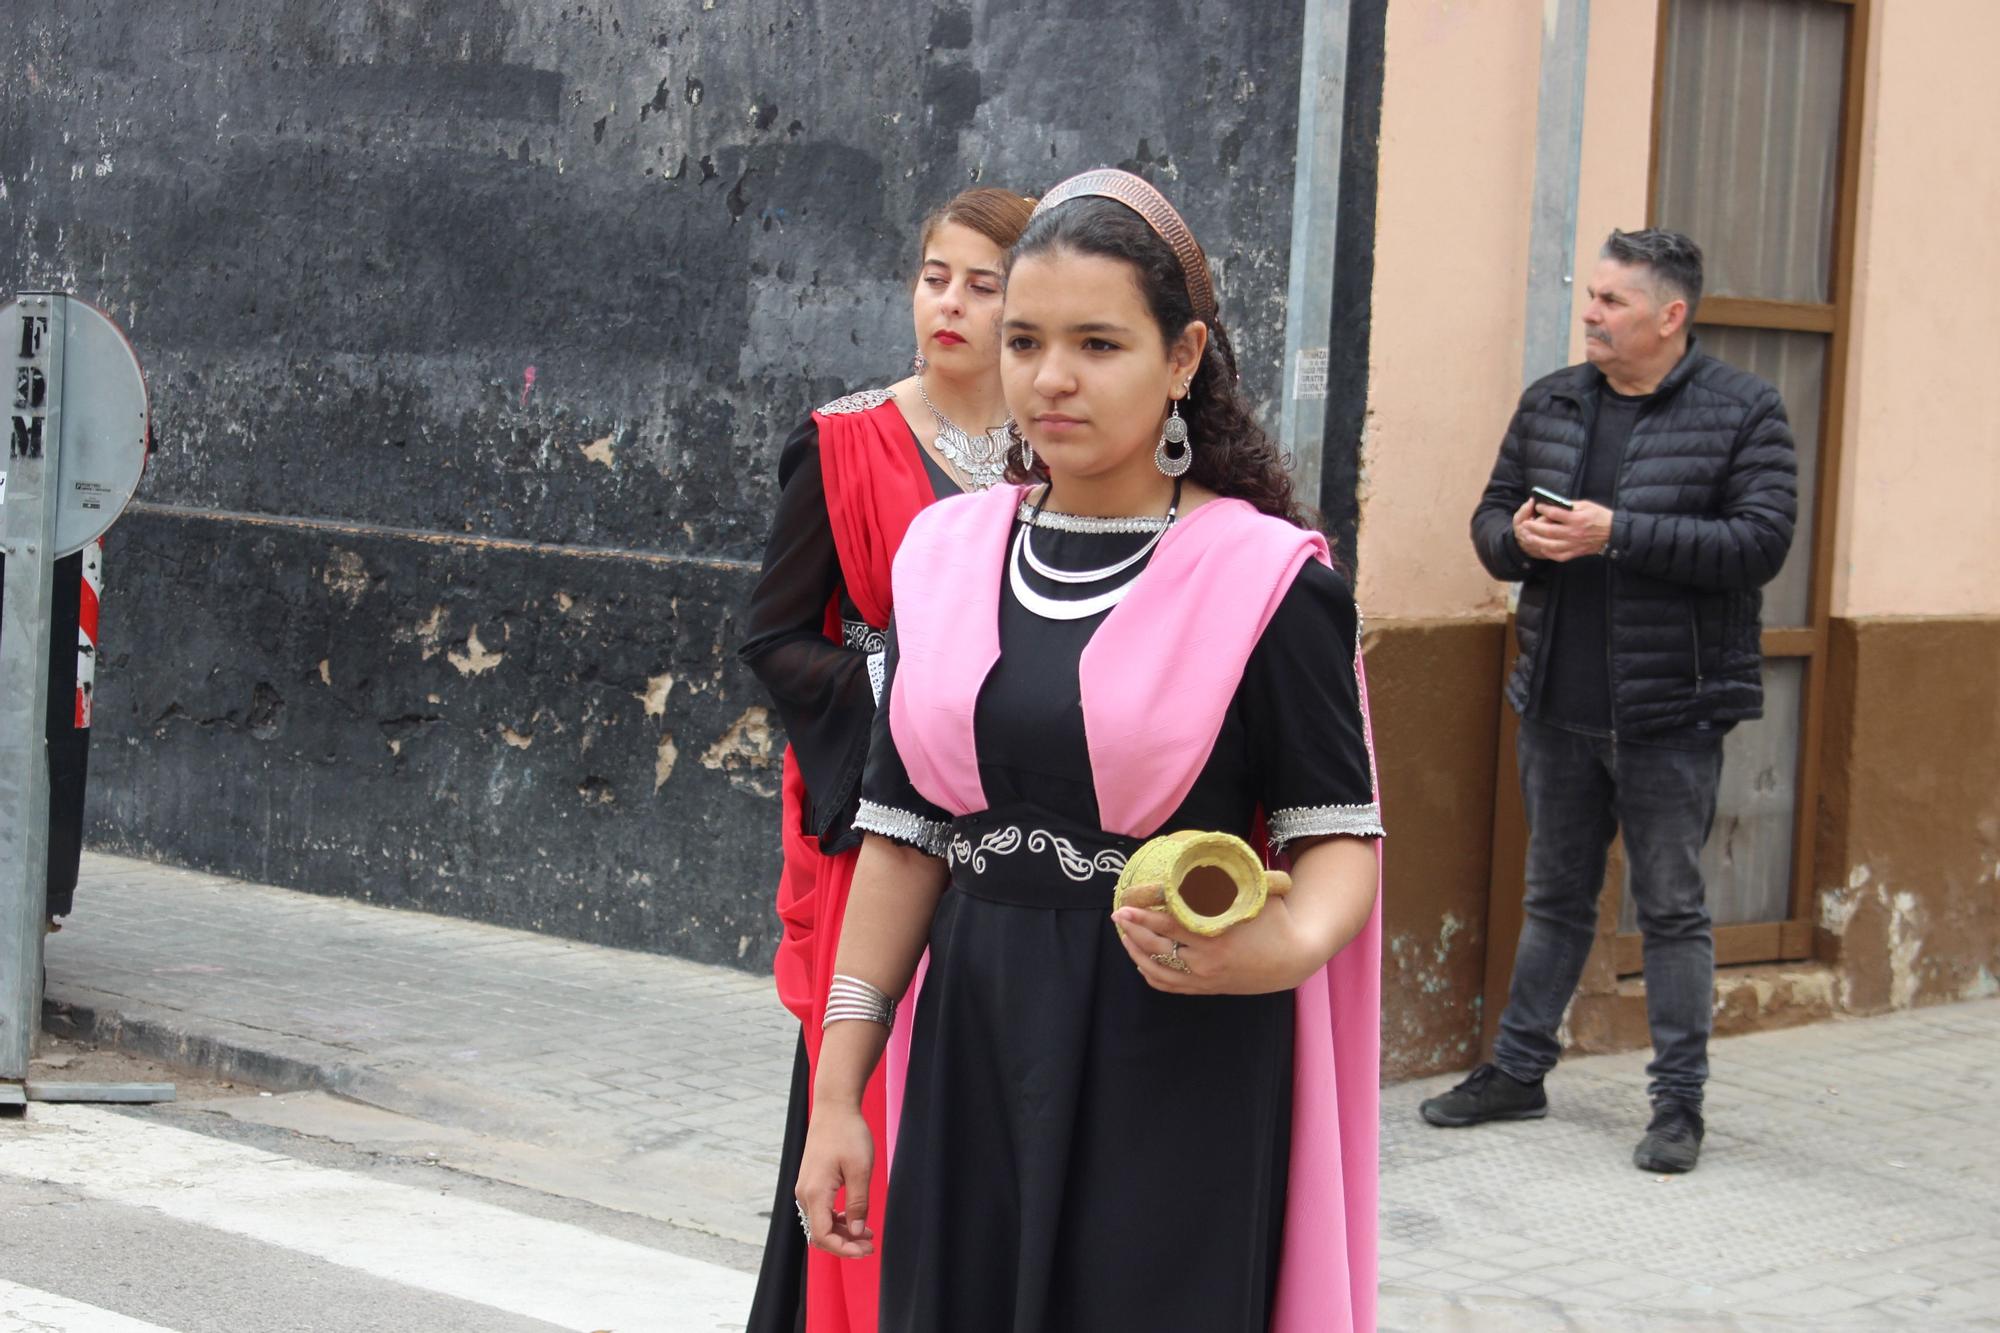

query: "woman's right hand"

left=795, top=1102, right=877, bottom=1258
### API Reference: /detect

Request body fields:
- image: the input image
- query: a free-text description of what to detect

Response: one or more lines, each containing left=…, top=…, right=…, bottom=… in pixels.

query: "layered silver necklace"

left=918, top=373, right=1012, bottom=490
left=1008, top=482, right=1181, bottom=621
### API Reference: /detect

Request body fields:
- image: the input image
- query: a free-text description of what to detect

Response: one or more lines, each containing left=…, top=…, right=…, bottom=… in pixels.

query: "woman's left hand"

left=1112, top=886, right=1318, bottom=996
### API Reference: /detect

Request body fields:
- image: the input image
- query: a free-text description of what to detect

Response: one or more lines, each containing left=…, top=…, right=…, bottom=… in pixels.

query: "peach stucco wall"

left=1835, top=0, right=2000, bottom=618
left=1358, top=1, right=1659, bottom=620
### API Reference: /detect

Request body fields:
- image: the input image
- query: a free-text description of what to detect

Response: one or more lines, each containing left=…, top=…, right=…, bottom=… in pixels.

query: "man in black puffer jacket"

left=1422, top=229, right=1796, bottom=1174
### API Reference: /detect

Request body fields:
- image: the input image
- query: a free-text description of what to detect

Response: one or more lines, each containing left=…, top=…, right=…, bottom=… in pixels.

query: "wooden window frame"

left=1621, top=0, right=1871, bottom=972
left=1480, top=0, right=1872, bottom=1045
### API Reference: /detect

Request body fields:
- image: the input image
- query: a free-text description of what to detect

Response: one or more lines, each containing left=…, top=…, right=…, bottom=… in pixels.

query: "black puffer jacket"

left=1471, top=341, right=1798, bottom=736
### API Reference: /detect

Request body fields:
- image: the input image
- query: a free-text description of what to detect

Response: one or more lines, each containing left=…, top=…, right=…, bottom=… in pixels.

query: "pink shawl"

left=884, top=484, right=1382, bottom=1332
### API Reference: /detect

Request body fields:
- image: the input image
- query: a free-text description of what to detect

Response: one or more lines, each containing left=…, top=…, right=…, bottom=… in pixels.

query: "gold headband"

left=1033, top=168, right=1217, bottom=324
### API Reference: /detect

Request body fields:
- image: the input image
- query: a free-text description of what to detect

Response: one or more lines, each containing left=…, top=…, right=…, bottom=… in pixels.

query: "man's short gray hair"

left=1602, top=228, right=1704, bottom=320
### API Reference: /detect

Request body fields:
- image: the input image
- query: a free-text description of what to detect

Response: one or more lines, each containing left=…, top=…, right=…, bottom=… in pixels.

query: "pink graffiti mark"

left=520, top=365, right=538, bottom=410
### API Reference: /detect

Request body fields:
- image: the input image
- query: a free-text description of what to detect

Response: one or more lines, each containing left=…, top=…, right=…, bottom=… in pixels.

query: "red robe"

left=770, top=392, right=934, bottom=1333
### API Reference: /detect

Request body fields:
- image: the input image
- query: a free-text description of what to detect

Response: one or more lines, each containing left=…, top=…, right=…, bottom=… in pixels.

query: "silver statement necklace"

left=1008, top=481, right=1181, bottom=621
left=918, top=373, right=1012, bottom=490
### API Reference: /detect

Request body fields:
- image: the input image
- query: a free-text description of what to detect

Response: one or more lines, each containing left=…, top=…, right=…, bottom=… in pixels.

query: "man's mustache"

left=1585, top=328, right=1613, bottom=345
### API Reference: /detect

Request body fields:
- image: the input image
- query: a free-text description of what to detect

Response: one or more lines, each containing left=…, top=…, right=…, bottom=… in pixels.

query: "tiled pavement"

left=41, top=853, right=2000, bottom=1329
left=1386, top=1008, right=2000, bottom=1328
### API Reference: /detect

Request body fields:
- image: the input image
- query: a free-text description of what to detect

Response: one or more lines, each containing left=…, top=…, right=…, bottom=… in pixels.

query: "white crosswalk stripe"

left=0, top=1106, right=753, bottom=1333
left=0, top=1278, right=180, bottom=1333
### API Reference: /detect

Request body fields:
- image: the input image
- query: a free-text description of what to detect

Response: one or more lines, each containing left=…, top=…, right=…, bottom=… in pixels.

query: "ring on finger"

left=1152, top=939, right=1193, bottom=974
left=795, top=1200, right=813, bottom=1246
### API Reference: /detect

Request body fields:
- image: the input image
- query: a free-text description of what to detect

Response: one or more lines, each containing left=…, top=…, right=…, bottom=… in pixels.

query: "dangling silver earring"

left=912, top=351, right=928, bottom=375
left=1155, top=398, right=1192, bottom=478
left=1007, top=418, right=1035, bottom=471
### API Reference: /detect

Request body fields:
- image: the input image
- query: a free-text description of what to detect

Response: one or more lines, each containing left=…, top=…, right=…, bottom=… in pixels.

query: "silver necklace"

left=1008, top=482, right=1180, bottom=619
left=918, top=373, right=1011, bottom=490
left=1021, top=517, right=1170, bottom=585
left=1016, top=503, right=1171, bottom=535
left=1008, top=528, right=1138, bottom=620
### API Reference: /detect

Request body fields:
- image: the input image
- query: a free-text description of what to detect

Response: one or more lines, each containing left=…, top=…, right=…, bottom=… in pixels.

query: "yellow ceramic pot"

left=1112, top=830, right=1293, bottom=937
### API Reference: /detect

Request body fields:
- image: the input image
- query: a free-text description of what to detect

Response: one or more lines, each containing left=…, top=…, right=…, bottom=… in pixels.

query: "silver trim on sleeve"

left=854, top=799, right=952, bottom=858
left=1267, top=802, right=1385, bottom=853
left=818, top=387, right=896, bottom=415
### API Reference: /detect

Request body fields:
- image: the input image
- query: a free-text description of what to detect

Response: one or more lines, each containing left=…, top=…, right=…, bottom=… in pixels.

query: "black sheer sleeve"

left=738, top=417, right=877, bottom=850
left=854, top=621, right=954, bottom=858
left=1240, top=560, right=1384, bottom=856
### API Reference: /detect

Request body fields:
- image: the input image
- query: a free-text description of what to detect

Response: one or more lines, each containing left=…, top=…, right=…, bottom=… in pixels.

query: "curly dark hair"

left=1001, top=194, right=1312, bottom=530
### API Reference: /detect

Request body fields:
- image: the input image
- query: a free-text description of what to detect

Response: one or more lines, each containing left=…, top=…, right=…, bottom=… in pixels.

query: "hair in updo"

left=916, top=187, right=1037, bottom=267
left=1001, top=195, right=1310, bottom=529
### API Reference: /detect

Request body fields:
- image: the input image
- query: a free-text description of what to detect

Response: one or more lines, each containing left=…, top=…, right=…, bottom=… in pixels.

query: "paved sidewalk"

left=42, top=853, right=2000, bottom=1329
left=45, top=853, right=797, bottom=1248
left=1386, top=1013, right=2000, bottom=1329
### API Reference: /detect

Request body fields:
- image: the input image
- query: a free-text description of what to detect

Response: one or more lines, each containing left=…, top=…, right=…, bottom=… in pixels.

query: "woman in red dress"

left=739, top=186, right=1035, bottom=1333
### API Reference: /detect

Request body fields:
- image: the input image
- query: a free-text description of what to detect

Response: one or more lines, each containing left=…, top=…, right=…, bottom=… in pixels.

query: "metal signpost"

left=1523, top=0, right=1592, bottom=386
left=1, top=292, right=154, bottom=1107
left=1280, top=0, right=1352, bottom=510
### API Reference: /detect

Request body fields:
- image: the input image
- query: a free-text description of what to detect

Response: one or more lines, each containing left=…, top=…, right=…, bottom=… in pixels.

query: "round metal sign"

left=2, top=295, right=150, bottom=556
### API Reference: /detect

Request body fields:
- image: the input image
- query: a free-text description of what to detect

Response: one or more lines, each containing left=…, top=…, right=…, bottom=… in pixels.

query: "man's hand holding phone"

left=1514, top=486, right=1614, bottom=562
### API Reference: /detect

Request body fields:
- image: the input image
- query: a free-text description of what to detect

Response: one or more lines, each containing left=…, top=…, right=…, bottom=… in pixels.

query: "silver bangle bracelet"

left=822, top=974, right=897, bottom=1030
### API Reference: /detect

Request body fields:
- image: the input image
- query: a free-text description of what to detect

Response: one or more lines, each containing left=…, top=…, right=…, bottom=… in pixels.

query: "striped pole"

left=75, top=539, right=102, bottom=730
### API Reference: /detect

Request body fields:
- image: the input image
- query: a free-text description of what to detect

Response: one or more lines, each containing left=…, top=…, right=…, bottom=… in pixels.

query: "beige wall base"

left=1370, top=613, right=2000, bottom=1079
left=1364, top=617, right=1506, bottom=1081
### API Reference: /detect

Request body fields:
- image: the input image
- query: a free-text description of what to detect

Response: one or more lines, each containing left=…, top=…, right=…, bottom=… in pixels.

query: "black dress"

left=739, top=411, right=956, bottom=1333
left=739, top=415, right=958, bottom=853
left=854, top=500, right=1380, bottom=1333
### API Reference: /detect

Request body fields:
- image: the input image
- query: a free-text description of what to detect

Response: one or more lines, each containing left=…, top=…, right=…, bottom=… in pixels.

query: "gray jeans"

left=1493, top=716, right=1724, bottom=1107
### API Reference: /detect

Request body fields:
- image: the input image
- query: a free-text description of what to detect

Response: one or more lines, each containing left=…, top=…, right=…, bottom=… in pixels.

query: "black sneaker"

left=1633, top=1101, right=1704, bottom=1173
left=1419, top=1063, right=1548, bottom=1127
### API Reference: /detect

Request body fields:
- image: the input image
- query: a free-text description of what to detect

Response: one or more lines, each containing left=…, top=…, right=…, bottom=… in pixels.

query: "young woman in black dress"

left=793, top=171, right=1385, bottom=1333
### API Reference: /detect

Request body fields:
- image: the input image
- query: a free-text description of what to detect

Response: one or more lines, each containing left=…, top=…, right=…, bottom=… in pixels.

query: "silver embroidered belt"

left=945, top=813, right=1141, bottom=910
left=841, top=618, right=887, bottom=654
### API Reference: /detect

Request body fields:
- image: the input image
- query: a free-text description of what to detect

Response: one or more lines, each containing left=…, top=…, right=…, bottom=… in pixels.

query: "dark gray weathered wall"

left=1, top=0, right=1308, bottom=967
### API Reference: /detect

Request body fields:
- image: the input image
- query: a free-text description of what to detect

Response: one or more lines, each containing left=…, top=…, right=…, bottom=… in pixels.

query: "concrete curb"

left=42, top=981, right=778, bottom=1249
left=41, top=984, right=564, bottom=1144
left=44, top=985, right=366, bottom=1097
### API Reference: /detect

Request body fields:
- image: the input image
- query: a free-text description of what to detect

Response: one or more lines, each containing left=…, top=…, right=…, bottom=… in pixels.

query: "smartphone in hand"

left=1530, top=486, right=1576, bottom=513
